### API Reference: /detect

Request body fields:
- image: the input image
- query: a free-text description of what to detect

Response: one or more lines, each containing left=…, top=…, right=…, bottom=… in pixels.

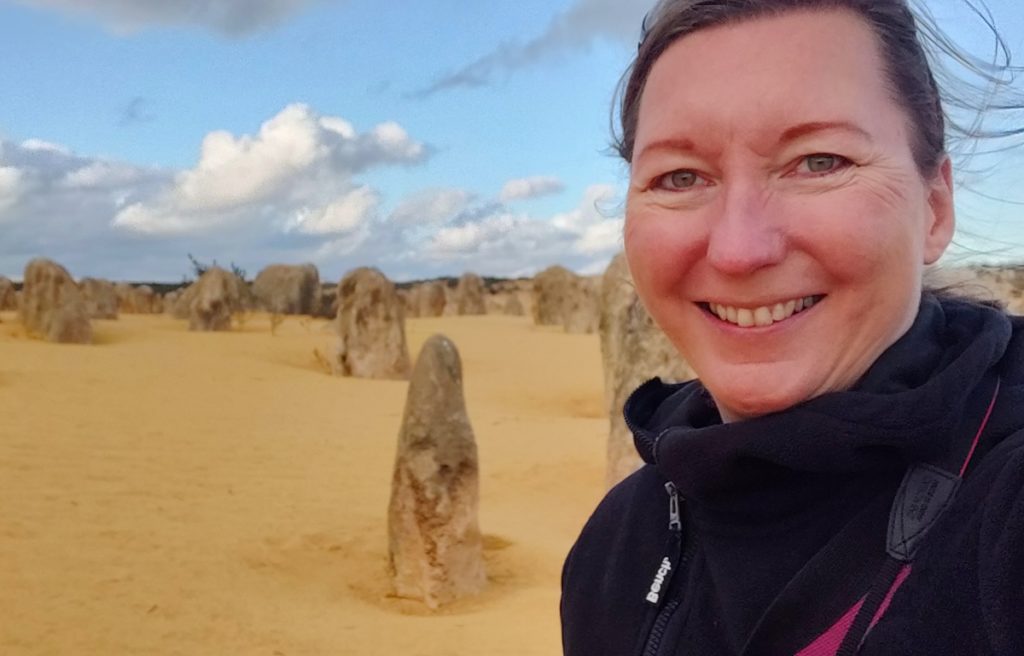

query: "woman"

left=560, top=1, right=1024, bottom=655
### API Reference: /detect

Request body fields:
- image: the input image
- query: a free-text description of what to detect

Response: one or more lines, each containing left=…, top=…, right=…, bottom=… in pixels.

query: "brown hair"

left=615, top=0, right=946, bottom=176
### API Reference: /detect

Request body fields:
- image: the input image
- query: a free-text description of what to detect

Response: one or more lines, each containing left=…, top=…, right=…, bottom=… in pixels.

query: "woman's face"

left=625, top=9, right=955, bottom=422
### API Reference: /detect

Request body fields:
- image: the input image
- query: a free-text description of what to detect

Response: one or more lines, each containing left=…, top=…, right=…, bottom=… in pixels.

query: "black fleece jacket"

left=561, top=296, right=1024, bottom=655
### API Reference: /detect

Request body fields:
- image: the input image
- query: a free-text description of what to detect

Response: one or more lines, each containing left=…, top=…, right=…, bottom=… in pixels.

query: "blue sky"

left=0, top=0, right=1022, bottom=282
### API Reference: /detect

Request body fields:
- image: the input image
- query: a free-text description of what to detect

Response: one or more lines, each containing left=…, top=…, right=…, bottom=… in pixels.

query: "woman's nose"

left=705, top=183, right=786, bottom=276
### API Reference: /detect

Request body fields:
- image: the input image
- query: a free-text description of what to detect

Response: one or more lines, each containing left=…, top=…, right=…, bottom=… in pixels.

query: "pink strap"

left=959, top=377, right=1001, bottom=477
left=795, top=377, right=999, bottom=655
left=795, top=565, right=912, bottom=656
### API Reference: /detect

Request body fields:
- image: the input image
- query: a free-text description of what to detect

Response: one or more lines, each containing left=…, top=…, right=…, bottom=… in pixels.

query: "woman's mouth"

left=698, top=295, right=826, bottom=328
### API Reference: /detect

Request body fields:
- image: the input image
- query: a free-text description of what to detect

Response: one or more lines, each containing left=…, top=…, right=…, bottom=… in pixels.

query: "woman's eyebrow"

left=635, top=137, right=698, bottom=162
left=636, top=122, right=871, bottom=162
left=778, top=121, right=873, bottom=145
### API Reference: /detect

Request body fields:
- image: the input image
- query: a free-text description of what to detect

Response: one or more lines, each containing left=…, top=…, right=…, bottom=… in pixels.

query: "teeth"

left=753, top=306, right=773, bottom=327
left=708, top=296, right=820, bottom=328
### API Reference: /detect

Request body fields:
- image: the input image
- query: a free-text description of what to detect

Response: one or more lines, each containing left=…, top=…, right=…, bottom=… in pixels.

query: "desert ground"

left=0, top=310, right=607, bottom=655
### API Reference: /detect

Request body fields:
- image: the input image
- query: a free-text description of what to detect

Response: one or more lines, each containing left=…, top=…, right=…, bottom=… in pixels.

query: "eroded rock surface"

left=454, top=273, right=486, bottom=316
left=115, top=283, right=162, bottom=314
left=252, top=263, right=320, bottom=315
left=20, top=258, right=92, bottom=344
left=532, top=265, right=598, bottom=333
left=532, top=265, right=575, bottom=326
left=189, top=268, right=243, bottom=331
left=601, top=254, right=694, bottom=488
left=416, top=281, right=447, bottom=318
left=387, top=334, right=485, bottom=608
left=334, top=267, right=411, bottom=379
left=0, top=276, right=18, bottom=311
left=79, top=278, right=119, bottom=320
left=503, top=293, right=525, bottom=316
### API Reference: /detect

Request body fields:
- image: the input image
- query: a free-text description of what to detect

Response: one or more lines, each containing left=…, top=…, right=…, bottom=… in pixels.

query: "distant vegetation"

left=393, top=275, right=530, bottom=290
left=185, top=253, right=247, bottom=283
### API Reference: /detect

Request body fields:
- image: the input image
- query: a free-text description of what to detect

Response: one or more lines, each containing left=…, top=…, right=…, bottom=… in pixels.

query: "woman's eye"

left=655, top=169, right=705, bottom=190
left=799, top=154, right=850, bottom=175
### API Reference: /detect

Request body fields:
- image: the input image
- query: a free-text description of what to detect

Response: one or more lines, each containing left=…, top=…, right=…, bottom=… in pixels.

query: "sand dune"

left=0, top=311, right=607, bottom=655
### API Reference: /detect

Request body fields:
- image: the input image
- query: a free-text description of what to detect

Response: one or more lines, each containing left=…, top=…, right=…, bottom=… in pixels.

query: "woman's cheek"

left=624, top=209, right=686, bottom=293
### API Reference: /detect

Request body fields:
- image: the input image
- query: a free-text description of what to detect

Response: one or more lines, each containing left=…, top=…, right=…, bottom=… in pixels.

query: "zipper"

left=639, top=481, right=692, bottom=656
left=643, top=598, right=682, bottom=656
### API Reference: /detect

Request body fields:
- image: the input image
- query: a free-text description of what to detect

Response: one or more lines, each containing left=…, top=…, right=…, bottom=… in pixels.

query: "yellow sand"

left=0, top=310, right=609, bottom=655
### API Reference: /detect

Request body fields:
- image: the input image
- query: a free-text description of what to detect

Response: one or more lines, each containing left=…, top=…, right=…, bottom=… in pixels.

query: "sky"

left=0, top=0, right=1022, bottom=283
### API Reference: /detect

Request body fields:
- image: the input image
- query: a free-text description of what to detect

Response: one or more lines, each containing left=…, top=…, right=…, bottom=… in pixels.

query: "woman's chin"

left=707, top=380, right=810, bottom=423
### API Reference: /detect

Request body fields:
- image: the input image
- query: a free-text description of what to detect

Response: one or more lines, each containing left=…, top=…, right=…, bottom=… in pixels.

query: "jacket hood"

left=623, top=294, right=1019, bottom=503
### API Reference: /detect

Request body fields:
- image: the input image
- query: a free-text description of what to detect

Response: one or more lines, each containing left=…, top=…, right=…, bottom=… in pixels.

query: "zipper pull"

left=666, top=481, right=682, bottom=532
left=645, top=482, right=684, bottom=607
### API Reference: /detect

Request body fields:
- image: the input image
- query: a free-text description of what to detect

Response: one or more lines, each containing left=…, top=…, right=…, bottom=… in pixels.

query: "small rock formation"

left=491, top=278, right=532, bottom=315
left=148, top=287, right=165, bottom=314
left=0, top=276, right=17, bottom=311
left=397, top=288, right=416, bottom=319
left=333, top=267, right=411, bottom=379
left=416, top=281, right=447, bottom=318
left=315, top=286, right=338, bottom=319
left=532, top=265, right=599, bottom=333
left=532, top=265, right=575, bottom=326
left=454, top=273, right=487, bottom=316
left=387, top=334, right=486, bottom=609
left=163, top=289, right=180, bottom=314
left=252, top=263, right=320, bottom=315
left=563, top=275, right=600, bottom=334
left=115, top=283, right=161, bottom=314
left=188, top=267, right=242, bottom=331
left=169, top=284, right=197, bottom=319
left=138, top=285, right=161, bottom=313
left=503, top=292, right=525, bottom=316
left=79, top=278, right=119, bottom=319
left=20, top=258, right=93, bottom=344
left=442, top=285, right=459, bottom=317
left=114, top=283, right=136, bottom=312
left=601, top=254, right=694, bottom=488
left=483, top=293, right=502, bottom=314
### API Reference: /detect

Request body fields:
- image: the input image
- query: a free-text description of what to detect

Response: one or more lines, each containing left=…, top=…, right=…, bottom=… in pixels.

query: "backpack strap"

left=794, top=374, right=1001, bottom=656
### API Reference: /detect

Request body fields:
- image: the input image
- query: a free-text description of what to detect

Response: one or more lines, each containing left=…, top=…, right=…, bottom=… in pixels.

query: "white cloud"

left=575, top=218, right=624, bottom=255
left=11, top=0, right=329, bottom=35
left=414, top=184, right=623, bottom=276
left=430, top=215, right=518, bottom=255
left=20, top=138, right=71, bottom=155
left=389, top=188, right=474, bottom=225
left=415, top=0, right=650, bottom=96
left=0, top=104, right=430, bottom=281
left=499, top=175, right=565, bottom=202
left=370, top=122, right=425, bottom=161
left=0, top=138, right=176, bottom=278
left=0, top=167, right=24, bottom=215
left=61, top=161, right=151, bottom=190
left=285, top=186, right=378, bottom=236
left=0, top=117, right=619, bottom=281
left=110, top=103, right=427, bottom=235
left=550, top=183, right=618, bottom=231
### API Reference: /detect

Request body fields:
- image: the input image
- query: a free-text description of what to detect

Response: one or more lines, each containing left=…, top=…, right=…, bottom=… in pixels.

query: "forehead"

left=636, top=8, right=900, bottom=148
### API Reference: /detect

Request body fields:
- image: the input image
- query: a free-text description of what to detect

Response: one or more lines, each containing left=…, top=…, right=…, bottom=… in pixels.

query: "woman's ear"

left=923, top=156, right=955, bottom=265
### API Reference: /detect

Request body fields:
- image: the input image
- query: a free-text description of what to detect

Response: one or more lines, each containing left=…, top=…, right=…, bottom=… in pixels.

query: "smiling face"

left=624, top=8, right=955, bottom=422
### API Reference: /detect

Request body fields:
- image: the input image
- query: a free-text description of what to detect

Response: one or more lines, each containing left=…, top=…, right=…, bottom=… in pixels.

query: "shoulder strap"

left=832, top=375, right=1001, bottom=656
left=815, top=372, right=999, bottom=654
